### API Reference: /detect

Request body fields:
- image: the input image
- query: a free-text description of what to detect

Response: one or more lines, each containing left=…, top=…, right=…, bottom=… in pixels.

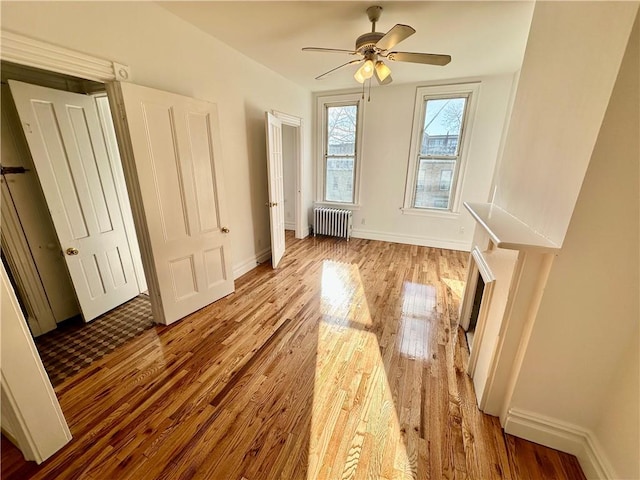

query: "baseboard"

left=232, top=247, right=271, bottom=279
left=351, top=228, right=471, bottom=252
left=504, top=408, right=617, bottom=479
left=284, top=221, right=295, bottom=230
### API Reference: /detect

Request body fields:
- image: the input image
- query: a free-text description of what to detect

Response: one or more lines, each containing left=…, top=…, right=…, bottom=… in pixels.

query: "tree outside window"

left=324, top=103, right=358, bottom=203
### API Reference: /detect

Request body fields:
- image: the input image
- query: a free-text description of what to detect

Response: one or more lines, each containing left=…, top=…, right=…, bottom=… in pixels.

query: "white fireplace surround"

left=460, top=202, right=558, bottom=420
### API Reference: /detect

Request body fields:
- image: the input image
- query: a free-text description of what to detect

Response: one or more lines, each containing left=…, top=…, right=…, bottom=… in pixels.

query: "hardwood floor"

left=2, top=233, right=585, bottom=480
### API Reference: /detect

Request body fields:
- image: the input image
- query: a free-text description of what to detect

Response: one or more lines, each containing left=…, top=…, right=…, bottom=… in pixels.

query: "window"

left=317, top=94, right=364, bottom=205
left=403, top=83, right=479, bottom=213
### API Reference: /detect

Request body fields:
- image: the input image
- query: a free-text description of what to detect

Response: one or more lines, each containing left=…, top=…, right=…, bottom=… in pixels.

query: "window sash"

left=414, top=95, right=469, bottom=210
left=413, top=157, right=458, bottom=210
left=403, top=85, right=477, bottom=213
left=325, top=155, right=356, bottom=203
left=319, top=98, right=361, bottom=204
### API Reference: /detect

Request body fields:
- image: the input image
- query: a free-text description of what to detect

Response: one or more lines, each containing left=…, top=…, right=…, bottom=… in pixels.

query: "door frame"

left=0, top=30, right=134, bottom=461
left=0, top=31, right=134, bottom=333
left=1, top=262, right=72, bottom=463
left=272, top=110, right=306, bottom=239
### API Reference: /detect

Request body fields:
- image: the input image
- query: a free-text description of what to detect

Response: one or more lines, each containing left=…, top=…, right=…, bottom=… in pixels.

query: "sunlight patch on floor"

left=442, top=277, right=465, bottom=299
left=309, top=260, right=410, bottom=479
left=398, top=282, right=436, bottom=360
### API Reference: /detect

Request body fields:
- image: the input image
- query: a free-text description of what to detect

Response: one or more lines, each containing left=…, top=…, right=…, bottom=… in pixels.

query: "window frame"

left=316, top=93, right=365, bottom=207
left=402, top=83, right=480, bottom=216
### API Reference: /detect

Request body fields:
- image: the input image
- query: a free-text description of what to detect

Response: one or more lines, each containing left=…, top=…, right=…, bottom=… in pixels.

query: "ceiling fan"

left=302, top=5, right=451, bottom=85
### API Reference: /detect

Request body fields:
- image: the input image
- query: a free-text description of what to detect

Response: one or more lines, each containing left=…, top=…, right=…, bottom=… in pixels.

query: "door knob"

left=221, top=227, right=230, bottom=233
left=66, top=247, right=79, bottom=256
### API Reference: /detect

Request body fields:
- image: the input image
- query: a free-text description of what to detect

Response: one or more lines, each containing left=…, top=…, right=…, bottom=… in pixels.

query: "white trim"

left=272, top=110, right=301, bottom=127
left=504, top=408, right=617, bottom=480
left=464, top=249, right=496, bottom=378
left=232, top=247, right=272, bottom=279
left=284, top=222, right=296, bottom=230
left=351, top=227, right=470, bottom=251
left=315, top=93, right=365, bottom=206
left=403, top=82, right=480, bottom=213
left=314, top=201, right=361, bottom=211
left=1, top=264, right=72, bottom=463
left=0, top=30, right=130, bottom=82
left=400, top=207, right=460, bottom=219
left=273, top=111, right=306, bottom=239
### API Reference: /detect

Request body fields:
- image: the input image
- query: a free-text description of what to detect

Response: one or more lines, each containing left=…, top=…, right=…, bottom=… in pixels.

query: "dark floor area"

left=34, top=294, right=154, bottom=386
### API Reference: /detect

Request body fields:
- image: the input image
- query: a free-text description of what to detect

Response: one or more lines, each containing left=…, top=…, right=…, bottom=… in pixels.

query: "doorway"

left=2, top=62, right=147, bottom=344
left=282, top=124, right=296, bottom=234
left=273, top=110, right=305, bottom=240
left=2, top=34, right=238, bottom=464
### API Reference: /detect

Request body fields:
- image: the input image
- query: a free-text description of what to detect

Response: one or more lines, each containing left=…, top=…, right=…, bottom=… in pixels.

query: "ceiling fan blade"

left=375, top=24, right=416, bottom=51
left=302, top=47, right=357, bottom=55
left=387, top=52, right=452, bottom=66
left=315, top=59, right=362, bottom=80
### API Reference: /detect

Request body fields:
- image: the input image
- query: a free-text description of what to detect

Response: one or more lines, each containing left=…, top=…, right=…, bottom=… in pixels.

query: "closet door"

left=9, top=80, right=139, bottom=322
left=108, top=82, right=234, bottom=325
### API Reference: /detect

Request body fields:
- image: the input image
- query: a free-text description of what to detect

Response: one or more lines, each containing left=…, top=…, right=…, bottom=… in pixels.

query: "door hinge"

left=1, top=165, right=30, bottom=175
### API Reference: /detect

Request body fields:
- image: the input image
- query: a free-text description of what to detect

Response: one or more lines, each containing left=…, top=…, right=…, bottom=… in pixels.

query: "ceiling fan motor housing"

left=355, top=32, right=385, bottom=54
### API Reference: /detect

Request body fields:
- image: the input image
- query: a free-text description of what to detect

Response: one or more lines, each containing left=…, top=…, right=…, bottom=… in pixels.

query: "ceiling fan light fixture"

left=303, top=5, right=452, bottom=86
left=374, top=61, right=391, bottom=82
left=361, top=59, right=375, bottom=79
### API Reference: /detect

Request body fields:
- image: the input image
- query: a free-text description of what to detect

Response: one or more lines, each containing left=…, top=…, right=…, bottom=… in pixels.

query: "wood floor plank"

left=2, top=233, right=586, bottom=480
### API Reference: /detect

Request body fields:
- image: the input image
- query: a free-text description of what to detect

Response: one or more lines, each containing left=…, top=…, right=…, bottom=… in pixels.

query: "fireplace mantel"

left=464, top=203, right=560, bottom=253
left=461, top=202, right=557, bottom=421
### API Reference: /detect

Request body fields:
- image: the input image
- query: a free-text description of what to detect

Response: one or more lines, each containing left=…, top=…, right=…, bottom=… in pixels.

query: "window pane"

left=420, top=97, right=466, bottom=156
left=414, top=159, right=456, bottom=209
left=325, top=157, right=355, bottom=203
left=327, top=105, right=357, bottom=156
left=439, top=169, right=452, bottom=190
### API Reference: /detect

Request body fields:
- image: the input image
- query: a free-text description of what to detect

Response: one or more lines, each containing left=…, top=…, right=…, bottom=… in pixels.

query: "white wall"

left=593, top=335, right=639, bottom=480
left=507, top=11, right=639, bottom=478
left=282, top=125, right=296, bottom=230
left=492, top=1, right=638, bottom=246
left=316, top=73, right=516, bottom=251
left=1, top=1, right=313, bottom=274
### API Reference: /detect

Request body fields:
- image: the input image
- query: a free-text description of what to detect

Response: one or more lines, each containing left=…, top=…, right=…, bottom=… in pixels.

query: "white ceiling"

left=160, top=1, right=535, bottom=92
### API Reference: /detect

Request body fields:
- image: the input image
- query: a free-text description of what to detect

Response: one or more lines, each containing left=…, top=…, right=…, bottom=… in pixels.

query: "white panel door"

left=265, top=112, right=286, bottom=268
left=8, top=80, right=139, bottom=322
left=110, top=82, right=234, bottom=325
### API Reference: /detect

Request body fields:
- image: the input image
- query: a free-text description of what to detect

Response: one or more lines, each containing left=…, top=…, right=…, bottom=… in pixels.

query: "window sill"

left=315, top=202, right=361, bottom=211
left=400, top=207, right=460, bottom=219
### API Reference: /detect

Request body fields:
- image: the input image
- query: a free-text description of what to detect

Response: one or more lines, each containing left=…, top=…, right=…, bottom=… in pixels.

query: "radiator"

left=313, top=207, right=352, bottom=241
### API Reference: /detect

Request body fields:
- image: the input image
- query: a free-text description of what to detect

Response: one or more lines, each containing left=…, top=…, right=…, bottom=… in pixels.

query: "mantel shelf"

left=464, top=202, right=560, bottom=253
